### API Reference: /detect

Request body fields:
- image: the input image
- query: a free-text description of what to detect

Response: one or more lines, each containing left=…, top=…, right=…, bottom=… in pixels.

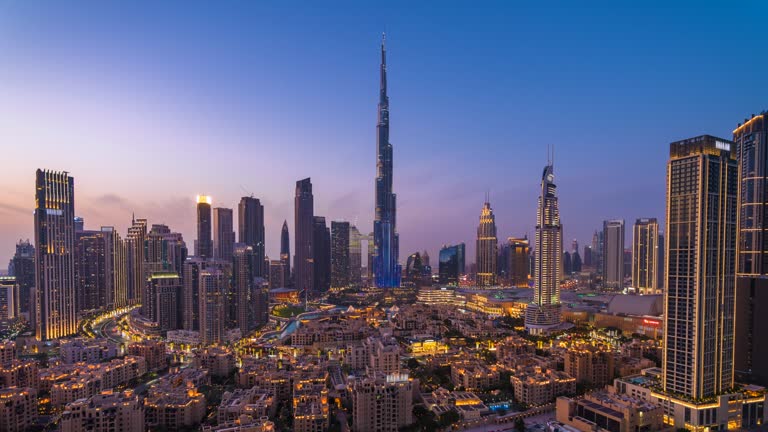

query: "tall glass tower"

left=475, top=200, right=498, bottom=286
left=525, top=164, right=563, bottom=334
left=373, top=34, right=400, bottom=288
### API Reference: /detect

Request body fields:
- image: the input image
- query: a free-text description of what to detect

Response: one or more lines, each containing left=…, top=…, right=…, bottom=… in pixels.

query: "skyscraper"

left=525, top=163, right=562, bottom=334
left=348, top=225, right=362, bottom=287
left=199, top=268, right=227, bottom=345
left=145, top=224, right=187, bottom=276
left=145, top=272, right=181, bottom=331
left=662, top=135, right=736, bottom=400
left=373, top=34, right=400, bottom=289
left=34, top=169, right=77, bottom=340
left=294, top=178, right=314, bottom=296
left=632, top=218, right=660, bottom=295
left=331, top=221, right=350, bottom=290
left=101, top=227, right=128, bottom=310
left=213, top=207, right=235, bottom=262
left=232, top=243, right=254, bottom=335
left=10, top=240, right=34, bottom=316
left=602, top=219, right=625, bottom=290
left=734, top=112, right=768, bottom=386
left=195, top=195, right=213, bottom=258
left=313, top=216, right=331, bottom=293
left=280, top=219, right=290, bottom=281
left=75, top=230, right=109, bottom=311
left=238, top=197, right=266, bottom=277
left=475, top=200, right=498, bottom=286
left=125, top=217, right=147, bottom=305
left=592, top=230, right=604, bottom=275
left=0, top=277, right=18, bottom=321
left=507, top=237, right=530, bottom=288
left=438, top=243, right=465, bottom=286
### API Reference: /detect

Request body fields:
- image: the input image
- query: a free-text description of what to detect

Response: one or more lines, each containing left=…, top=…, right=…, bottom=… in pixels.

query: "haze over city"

left=2, top=2, right=767, bottom=266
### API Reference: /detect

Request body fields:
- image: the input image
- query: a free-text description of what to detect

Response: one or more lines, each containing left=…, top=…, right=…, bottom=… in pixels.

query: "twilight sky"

left=1, top=1, right=767, bottom=268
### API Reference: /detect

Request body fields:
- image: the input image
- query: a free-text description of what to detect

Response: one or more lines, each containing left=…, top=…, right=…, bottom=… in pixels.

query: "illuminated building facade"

left=34, top=169, right=77, bottom=340
left=232, top=243, right=254, bottom=335
left=632, top=218, right=661, bottom=294
left=0, top=277, right=17, bottom=320
left=239, top=197, right=266, bottom=277
left=75, top=230, right=109, bottom=311
left=348, top=225, right=362, bottom=287
left=372, top=34, right=400, bottom=289
left=213, top=207, right=235, bottom=261
left=734, top=111, right=768, bottom=386
left=602, top=219, right=625, bottom=290
left=475, top=200, right=498, bottom=286
left=351, top=374, right=413, bottom=431
left=195, top=195, right=213, bottom=258
left=525, top=163, right=563, bottom=334
left=125, top=217, right=147, bottom=305
left=506, top=237, right=530, bottom=287
left=662, top=135, right=737, bottom=401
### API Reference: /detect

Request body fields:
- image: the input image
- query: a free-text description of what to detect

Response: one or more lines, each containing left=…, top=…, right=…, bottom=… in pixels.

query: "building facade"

left=312, top=216, right=331, bottom=293
left=239, top=197, right=266, bottom=277
left=662, top=135, right=737, bottom=401
left=475, top=200, right=498, bottom=286
left=294, top=178, right=314, bottom=296
left=439, top=243, right=465, bottom=286
left=372, top=34, right=400, bottom=289
left=603, top=219, right=625, bottom=290
left=330, top=221, right=350, bottom=289
left=213, top=207, right=235, bottom=262
left=525, top=164, right=563, bottom=334
left=632, top=218, right=661, bottom=294
left=195, top=195, right=213, bottom=258
left=34, top=169, right=77, bottom=340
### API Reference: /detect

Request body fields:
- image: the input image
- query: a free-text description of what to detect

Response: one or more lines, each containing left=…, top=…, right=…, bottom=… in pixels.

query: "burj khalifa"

left=373, top=34, right=400, bottom=288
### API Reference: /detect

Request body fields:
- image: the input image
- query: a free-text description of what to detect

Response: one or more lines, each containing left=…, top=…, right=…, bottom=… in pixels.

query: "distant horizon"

left=2, top=2, right=767, bottom=267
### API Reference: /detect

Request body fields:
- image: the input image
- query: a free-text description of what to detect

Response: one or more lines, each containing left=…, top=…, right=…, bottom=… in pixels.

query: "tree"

left=407, top=358, right=420, bottom=370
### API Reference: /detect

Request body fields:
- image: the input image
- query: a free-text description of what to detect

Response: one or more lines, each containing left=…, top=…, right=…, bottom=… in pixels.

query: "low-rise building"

left=0, top=359, right=38, bottom=390
left=197, top=346, right=236, bottom=377
left=60, top=390, right=144, bottom=432
left=511, top=366, right=576, bottom=407
left=421, top=387, right=489, bottom=421
left=556, top=391, right=663, bottom=432
left=60, top=338, right=117, bottom=364
left=218, top=388, right=276, bottom=423
left=450, top=360, right=500, bottom=391
left=144, top=369, right=208, bottom=429
left=127, top=340, right=167, bottom=371
left=564, top=343, right=615, bottom=387
left=202, top=415, right=275, bottom=432
left=51, top=356, right=147, bottom=407
left=351, top=373, right=413, bottom=432
left=0, top=387, right=36, bottom=432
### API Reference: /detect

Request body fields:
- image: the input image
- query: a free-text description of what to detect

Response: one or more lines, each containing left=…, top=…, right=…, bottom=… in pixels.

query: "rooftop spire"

left=380, top=33, right=387, bottom=104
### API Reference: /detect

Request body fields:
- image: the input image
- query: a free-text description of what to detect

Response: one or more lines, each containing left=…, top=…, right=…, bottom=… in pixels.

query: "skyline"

left=3, top=2, right=768, bottom=267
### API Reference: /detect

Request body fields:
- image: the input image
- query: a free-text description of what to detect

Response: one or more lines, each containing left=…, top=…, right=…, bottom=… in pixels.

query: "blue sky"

left=1, top=1, right=766, bottom=266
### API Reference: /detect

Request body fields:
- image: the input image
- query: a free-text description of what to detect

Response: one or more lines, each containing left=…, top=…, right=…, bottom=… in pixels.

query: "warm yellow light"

left=196, top=195, right=212, bottom=205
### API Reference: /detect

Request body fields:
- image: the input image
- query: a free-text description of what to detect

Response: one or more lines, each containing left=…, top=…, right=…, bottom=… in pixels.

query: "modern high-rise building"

left=294, top=178, right=314, bottom=296
left=145, top=224, right=187, bottom=277
left=100, top=227, right=128, bottom=310
left=0, top=277, right=18, bottom=320
left=9, top=240, right=34, bottom=316
left=525, top=163, right=562, bottom=334
left=331, top=221, right=350, bottom=290
left=313, top=216, right=331, bottom=293
left=213, top=207, right=235, bottom=262
left=182, top=257, right=230, bottom=332
left=632, top=218, right=661, bottom=294
left=269, top=259, right=287, bottom=289
left=592, top=230, right=604, bottom=275
left=145, top=272, right=181, bottom=331
left=280, top=219, right=290, bottom=281
left=195, top=195, right=213, bottom=258
left=238, top=197, right=266, bottom=277
left=75, top=230, right=109, bottom=311
left=734, top=112, right=768, bottom=386
left=373, top=34, right=400, bottom=289
left=662, top=135, right=737, bottom=401
left=475, top=200, right=498, bottom=286
left=583, top=245, right=592, bottom=268
left=199, top=268, right=228, bottom=345
left=602, top=219, right=625, bottom=290
left=125, top=217, right=147, bottom=305
left=507, top=237, right=530, bottom=288
left=438, top=243, right=465, bottom=286
left=563, top=251, right=572, bottom=275
left=348, top=225, right=362, bottom=287
left=232, top=244, right=254, bottom=335
left=34, top=169, right=77, bottom=340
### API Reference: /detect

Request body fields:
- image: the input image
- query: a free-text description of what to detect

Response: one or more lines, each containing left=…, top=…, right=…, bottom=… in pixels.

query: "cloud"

left=0, top=202, right=30, bottom=216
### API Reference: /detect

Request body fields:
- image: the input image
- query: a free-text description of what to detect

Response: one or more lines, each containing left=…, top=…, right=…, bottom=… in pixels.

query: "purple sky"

left=1, top=2, right=767, bottom=268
